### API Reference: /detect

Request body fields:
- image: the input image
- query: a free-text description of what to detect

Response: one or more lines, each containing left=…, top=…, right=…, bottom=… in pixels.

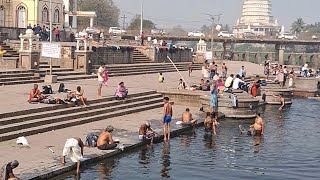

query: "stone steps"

left=0, top=79, right=43, bottom=86
left=0, top=72, right=35, bottom=78
left=133, top=50, right=151, bottom=63
left=0, top=76, right=39, bottom=82
left=0, top=91, right=163, bottom=142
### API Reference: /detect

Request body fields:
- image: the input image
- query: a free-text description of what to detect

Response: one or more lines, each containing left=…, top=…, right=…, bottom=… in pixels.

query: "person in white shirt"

left=225, top=74, right=234, bottom=88
left=98, top=63, right=106, bottom=97
left=232, top=74, right=245, bottom=89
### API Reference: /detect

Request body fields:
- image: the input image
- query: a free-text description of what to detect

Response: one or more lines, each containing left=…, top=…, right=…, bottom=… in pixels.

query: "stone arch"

left=53, top=7, right=60, bottom=23
left=16, top=3, right=28, bottom=28
left=42, top=5, right=49, bottom=23
left=0, top=5, right=4, bottom=26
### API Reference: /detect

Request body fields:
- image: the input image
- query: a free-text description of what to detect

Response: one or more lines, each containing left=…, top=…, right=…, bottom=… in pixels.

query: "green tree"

left=221, top=24, right=230, bottom=32
left=291, top=18, right=305, bottom=34
left=168, top=25, right=187, bottom=36
left=305, top=22, right=320, bottom=33
left=200, top=25, right=211, bottom=35
left=77, top=0, right=120, bottom=30
left=128, top=15, right=156, bottom=30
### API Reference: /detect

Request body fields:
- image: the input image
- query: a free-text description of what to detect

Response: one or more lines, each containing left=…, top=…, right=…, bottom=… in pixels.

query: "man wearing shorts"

left=98, top=63, right=106, bottom=97
left=181, top=108, right=197, bottom=131
left=163, top=97, right=172, bottom=141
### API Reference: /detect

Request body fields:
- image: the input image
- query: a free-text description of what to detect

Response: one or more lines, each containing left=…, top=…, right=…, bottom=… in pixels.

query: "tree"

left=200, top=25, right=211, bottom=35
left=221, top=24, right=231, bottom=32
left=305, top=22, right=320, bottom=33
left=291, top=18, right=305, bottom=34
left=77, top=0, right=120, bottom=30
left=168, top=25, right=187, bottom=36
left=128, top=15, right=156, bottom=30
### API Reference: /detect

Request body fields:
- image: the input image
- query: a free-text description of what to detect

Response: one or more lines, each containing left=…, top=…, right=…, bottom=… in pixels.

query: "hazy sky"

left=113, top=0, right=320, bottom=30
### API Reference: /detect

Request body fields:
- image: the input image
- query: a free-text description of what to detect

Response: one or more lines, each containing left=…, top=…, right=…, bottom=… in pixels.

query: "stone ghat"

left=158, top=89, right=260, bottom=119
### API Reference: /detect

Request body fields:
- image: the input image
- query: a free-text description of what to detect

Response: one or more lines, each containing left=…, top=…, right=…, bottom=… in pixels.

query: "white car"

left=188, top=31, right=205, bottom=37
left=278, top=33, right=297, bottom=40
left=85, top=27, right=100, bottom=34
left=108, top=27, right=126, bottom=34
left=218, top=31, right=235, bottom=38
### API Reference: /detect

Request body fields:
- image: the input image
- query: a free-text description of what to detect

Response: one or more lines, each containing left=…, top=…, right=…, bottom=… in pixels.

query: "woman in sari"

left=210, top=82, right=218, bottom=114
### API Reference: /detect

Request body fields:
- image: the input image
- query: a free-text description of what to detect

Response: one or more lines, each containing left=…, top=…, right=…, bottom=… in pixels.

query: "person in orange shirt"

left=28, top=84, right=43, bottom=103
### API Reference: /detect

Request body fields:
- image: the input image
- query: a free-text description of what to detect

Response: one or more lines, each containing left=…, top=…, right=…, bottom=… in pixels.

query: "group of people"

left=27, top=24, right=60, bottom=42
left=201, top=61, right=228, bottom=81
left=272, top=65, right=295, bottom=88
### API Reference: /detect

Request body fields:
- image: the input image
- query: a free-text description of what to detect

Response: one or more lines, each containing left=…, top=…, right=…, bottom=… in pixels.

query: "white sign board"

left=41, top=43, right=61, bottom=59
left=205, top=51, right=213, bottom=60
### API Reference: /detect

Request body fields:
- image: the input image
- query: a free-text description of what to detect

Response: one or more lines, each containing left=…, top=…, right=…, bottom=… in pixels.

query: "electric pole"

left=121, top=14, right=127, bottom=30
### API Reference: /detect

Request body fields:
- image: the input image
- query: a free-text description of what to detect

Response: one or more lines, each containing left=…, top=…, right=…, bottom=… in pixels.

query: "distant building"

left=0, top=0, right=78, bottom=30
left=233, top=0, right=281, bottom=37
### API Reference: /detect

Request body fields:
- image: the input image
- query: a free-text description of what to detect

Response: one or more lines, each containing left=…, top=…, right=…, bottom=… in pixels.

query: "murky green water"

left=59, top=99, right=320, bottom=180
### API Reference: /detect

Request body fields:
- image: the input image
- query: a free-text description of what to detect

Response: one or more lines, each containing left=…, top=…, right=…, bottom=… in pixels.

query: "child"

left=158, top=73, right=164, bottom=83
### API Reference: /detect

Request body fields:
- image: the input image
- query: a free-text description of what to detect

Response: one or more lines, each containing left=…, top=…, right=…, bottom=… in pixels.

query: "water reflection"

left=160, top=143, right=171, bottom=178
left=97, top=159, right=117, bottom=179
left=203, top=132, right=216, bottom=149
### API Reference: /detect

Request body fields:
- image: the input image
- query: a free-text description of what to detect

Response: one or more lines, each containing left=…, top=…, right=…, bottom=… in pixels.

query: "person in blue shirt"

left=238, top=65, right=246, bottom=77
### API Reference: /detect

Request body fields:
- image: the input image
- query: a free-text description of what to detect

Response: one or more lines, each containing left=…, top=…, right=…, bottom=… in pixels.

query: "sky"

left=113, top=0, right=320, bottom=30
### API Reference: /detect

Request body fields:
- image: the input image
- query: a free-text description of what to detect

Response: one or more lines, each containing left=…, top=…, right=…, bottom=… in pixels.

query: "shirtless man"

left=273, top=94, right=285, bottom=111
left=163, top=97, right=172, bottom=141
left=181, top=108, right=197, bottom=131
left=97, top=126, right=117, bottom=150
left=139, top=122, right=156, bottom=143
left=250, top=112, right=264, bottom=136
left=62, top=137, right=84, bottom=174
left=204, top=112, right=219, bottom=135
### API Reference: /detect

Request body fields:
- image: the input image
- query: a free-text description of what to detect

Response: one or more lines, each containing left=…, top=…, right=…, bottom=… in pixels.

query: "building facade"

left=233, top=0, right=280, bottom=37
left=0, top=0, right=65, bottom=29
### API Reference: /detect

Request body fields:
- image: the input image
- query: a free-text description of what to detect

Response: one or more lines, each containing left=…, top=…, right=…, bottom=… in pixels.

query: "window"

left=53, top=9, right=59, bottom=23
left=42, top=7, right=48, bottom=23
left=17, top=6, right=27, bottom=28
left=0, top=6, right=4, bottom=26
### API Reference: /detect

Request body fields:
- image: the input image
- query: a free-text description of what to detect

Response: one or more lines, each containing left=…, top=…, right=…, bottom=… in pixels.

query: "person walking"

left=54, top=26, right=60, bottom=42
left=98, top=63, right=107, bottom=98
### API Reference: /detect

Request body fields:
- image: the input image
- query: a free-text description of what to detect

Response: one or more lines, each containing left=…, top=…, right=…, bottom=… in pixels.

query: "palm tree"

left=291, top=18, right=305, bottom=34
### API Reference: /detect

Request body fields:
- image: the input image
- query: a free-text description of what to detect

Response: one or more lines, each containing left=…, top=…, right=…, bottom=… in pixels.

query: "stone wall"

left=91, top=47, right=134, bottom=65
left=155, top=48, right=193, bottom=63
left=293, top=78, right=320, bottom=97
left=0, top=57, right=18, bottom=69
left=158, top=90, right=207, bottom=107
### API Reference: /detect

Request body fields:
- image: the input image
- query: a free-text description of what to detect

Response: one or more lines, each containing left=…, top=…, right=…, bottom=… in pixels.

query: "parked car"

left=108, top=27, right=126, bottom=34
left=277, top=33, right=297, bottom=40
left=151, top=29, right=168, bottom=35
left=243, top=32, right=256, bottom=39
left=218, top=31, right=235, bottom=38
left=85, top=27, right=100, bottom=34
left=188, top=31, right=205, bottom=37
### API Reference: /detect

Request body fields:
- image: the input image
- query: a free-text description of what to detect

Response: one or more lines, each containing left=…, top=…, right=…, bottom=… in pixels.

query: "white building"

left=63, top=0, right=77, bottom=30
left=233, top=0, right=280, bottom=37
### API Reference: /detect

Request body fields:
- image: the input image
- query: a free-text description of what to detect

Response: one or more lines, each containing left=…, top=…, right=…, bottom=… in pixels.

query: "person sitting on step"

left=177, top=79, right=186, bottom=89
left=181, top=108, right=197, bottom=131
left=97, top=126, right=119, bottom=150
left=28, top=84, right=44, bottom=103
left=158, top=73, right=165, bottom=83
left=115, top=82, right=128, bottom=100
left=74, top=86, right=87, bottom=106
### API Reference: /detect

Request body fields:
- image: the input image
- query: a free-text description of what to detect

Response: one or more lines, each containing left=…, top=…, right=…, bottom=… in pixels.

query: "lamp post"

left=49, top=0, right=52, bottom=75
left=140, top=0, right=144, bottom=35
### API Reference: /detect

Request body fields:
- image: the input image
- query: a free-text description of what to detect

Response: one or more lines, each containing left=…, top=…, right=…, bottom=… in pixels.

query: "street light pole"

left=140, top=0, right=144, bottom=35
left=49, top=0, right=52, bottom=75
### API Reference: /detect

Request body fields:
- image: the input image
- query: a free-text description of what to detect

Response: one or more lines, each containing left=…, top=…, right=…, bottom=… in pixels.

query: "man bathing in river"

left=204, top=112, right=219, bottom=135
left=240, top=112, right=264, bottom=136
left=62, top=137, right=84, bottom=174
left=273, top=94, right=285, bottom=111
left=163, top=97, right=172, bottom=141
left=139, top=122, right=157, bottom=143
left=97, top=126, right=118, bottom=150
left=181, top=108, right=197, bottom=131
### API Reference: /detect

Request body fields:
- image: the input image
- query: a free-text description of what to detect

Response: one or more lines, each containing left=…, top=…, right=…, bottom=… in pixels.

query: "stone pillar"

left=74, top=37, right=93, bottom=74
left=255, top=53, right=261, bottom=64
left=288, top=53, right=296, bottom=65
left=18, top=29, right=40, bottom=70
left=266, top=53, right=273, bottom=61
left=232, top=52, right=239, bottom=61
left=242, top=52, right=250, bottom=61
left=195, top=39, right=207, bottom=63
left=90, top=17, right=94, bottom=28
left=298, top=54, right=307, bottom=66
left=310, top=54, right=319, bottom=68
left=223, top=41, right=232, bottom=59
left=275, top=44, right=285, bottom=65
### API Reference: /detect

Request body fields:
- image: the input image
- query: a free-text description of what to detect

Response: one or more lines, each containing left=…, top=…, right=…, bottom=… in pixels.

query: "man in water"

left=62, top=137, right=84, bottom=174
left=273, top=94, right=285, bottom=111
left=250, top=112, right=264, bottom=136
left=204, top=112, right=219, bottom=135
left=97, top=125, right=118, bottom=150
left=181, top=108, right=197, bottom=131
left=163, top=97, right=173, bottom=141
left=139, top=122, right=157, bottom=143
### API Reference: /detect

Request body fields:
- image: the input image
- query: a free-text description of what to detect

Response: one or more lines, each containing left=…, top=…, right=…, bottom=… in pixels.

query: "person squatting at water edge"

left=239, top=112, right=264, bottom=136
left=180, top=108, right=198, bottom=131
left=163, top=97, right=173, bottom=141
left=97, top=125, right=119, bottom=150
left=62, top=137, right=84, bottom=174
left=139, top=122, right=157, bottom=143
left=204, top=112, right=219, bottom=135
left=0, top=160, right=20, bottom=180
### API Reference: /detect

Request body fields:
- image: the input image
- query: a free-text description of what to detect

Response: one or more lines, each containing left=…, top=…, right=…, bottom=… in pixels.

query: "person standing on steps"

left=221, top=62, right=228, bottom=82
left=188, top=62, right=194, bottom=77
left=163, top=97, right=173, bottom=142
left=62, top=137, right=84, bottom=174
left=98, top=63, right=106, bottom=98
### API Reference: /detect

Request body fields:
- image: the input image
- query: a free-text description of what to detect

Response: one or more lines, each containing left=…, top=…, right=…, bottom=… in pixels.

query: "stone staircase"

left=0, top=43, right=19, bottom=59
left=0, top=69, right=42, bottom=86
left=133, top=49, right=151, bottom=63
left=0, top=91, right=163, bottom=142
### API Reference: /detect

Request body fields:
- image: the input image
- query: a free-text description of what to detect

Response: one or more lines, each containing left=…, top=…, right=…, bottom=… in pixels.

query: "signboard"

left=41, top=43, right=61, bottom=59
left=205, top=51, right=213, bottom=60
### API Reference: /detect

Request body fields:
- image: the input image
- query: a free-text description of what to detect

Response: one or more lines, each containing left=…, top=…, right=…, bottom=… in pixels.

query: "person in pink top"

left=115, top=82, right=128, bottom=100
